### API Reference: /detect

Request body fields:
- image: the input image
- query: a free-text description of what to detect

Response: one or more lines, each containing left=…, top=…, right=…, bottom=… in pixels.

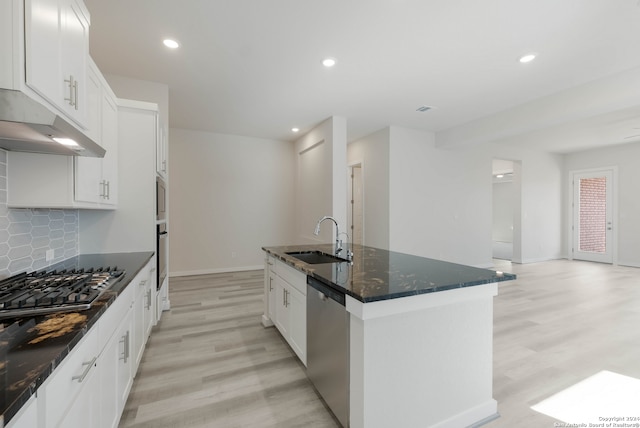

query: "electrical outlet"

left=45, top=249, right=54, bottom=261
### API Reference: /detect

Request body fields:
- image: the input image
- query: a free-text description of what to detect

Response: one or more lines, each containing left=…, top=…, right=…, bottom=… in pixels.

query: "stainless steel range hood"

left=0, top=88, right=105, bottom=157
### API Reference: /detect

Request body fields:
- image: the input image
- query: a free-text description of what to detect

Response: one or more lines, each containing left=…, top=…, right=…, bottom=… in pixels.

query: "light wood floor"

left=119, top=260, right=640, bottom=428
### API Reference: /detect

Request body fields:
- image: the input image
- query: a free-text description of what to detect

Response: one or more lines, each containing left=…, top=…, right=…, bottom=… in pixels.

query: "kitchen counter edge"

left=262, top=244, right=516, bottom=303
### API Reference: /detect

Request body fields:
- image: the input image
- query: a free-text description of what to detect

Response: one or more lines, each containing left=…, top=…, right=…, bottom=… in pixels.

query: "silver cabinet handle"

left=99, top=180, right=105, bottom=198
left=106, top=180, right=110, bottom=199
left=64, top=75, right=75, bottom=106
left=120, top=330, right=130, bottom=363
left=269, top=277, right=273, bottom=291
left=74, top=80, right=78, bottom=110
left=139, top=279, right=147, bottom=287
left=71, top=356, right=97, bottom=383
left=146, top=289, right=152, bottom=310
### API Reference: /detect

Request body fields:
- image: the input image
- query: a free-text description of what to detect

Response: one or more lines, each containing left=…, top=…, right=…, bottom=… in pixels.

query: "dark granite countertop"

left=0, top=251, right=154, bottom=427
left=263, top=244, right=516, bottom=303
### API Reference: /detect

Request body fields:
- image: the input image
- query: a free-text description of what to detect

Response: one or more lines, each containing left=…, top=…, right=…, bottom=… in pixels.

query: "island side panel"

left=262, top=254, right=274, bottom=327
left=348, top=283, right=498, bottom=428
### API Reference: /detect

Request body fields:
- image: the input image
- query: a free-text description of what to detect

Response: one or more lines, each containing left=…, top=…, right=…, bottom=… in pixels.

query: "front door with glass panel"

left=572, top=169, right=614, bottom=263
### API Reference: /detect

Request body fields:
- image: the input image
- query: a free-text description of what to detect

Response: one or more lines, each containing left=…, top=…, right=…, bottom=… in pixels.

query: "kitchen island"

left=0, top=252, right=154, bottom=428
left=262, top=244, right=516, bottom=428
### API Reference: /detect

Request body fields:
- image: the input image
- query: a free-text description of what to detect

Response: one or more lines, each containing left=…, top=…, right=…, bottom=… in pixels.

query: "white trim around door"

left=569, top=167, right=618, bottom=264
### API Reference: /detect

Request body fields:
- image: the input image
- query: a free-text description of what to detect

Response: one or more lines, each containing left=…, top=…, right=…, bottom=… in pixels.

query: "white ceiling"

left=83, top=0, right=640, bottom=152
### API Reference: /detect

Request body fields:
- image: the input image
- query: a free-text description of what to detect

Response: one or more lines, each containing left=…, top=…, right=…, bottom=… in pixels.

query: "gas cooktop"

left=0, top=267, right=125, bottom=319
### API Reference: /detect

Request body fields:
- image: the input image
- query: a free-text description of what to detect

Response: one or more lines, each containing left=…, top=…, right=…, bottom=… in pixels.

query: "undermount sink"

left=286, top=251, right=348, bottom=264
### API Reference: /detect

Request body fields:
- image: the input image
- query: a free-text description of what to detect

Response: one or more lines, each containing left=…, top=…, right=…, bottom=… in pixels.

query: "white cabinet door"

left=132, top=273, right=153, bottom=373
left=274, top=275, right=290, bottom=338
left=288, top=285, right=307, bottom=365
left=74, top=63, right=102, bottom=204
left=100, top=308, right=132, bottom=428
left=267, top=258, right=307, bottom=365
left=57, top=360, right=100, bottom=428
left=5, top=396, right=37, bottom=428
left=24, top=0, right=89, bottom=128
left=100, top=91, right=118, bottom=205
left=267, top=270, right=276, bottom=323
left=143, top=279, right=154, bottom=338
left=156, top=122, right=168, bottom=178
left=39, top=327, right=99, bottom=428
left=24, top=0, right=61, bottom=106
left=263, top=256, right=276, bottom=325
left=75, top=63, right=118, bottom=206
left=58, top=0, right=88, bottom=125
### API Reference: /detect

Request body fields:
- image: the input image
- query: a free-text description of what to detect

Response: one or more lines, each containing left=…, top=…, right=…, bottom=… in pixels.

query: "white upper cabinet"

left=75, top=59, right=118, bottom=207
left=8, top=60, right=118, bottom=210
left=156, top=121, right=168, bottom=178
left=24, top=0, right=90, bottom=128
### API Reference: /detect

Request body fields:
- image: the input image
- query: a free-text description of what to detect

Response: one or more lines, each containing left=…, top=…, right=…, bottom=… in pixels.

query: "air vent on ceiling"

left=416, top=105, right=432, bottom=112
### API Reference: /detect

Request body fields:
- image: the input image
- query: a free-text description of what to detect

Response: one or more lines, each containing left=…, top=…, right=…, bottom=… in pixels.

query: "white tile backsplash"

left=0, top=149, right=79, bottom=279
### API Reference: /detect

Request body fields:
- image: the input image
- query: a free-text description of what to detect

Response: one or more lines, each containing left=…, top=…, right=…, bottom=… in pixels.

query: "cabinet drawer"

left=40, top=326, right=99, bottom=428
left=273, top=259, right=307, bottom=295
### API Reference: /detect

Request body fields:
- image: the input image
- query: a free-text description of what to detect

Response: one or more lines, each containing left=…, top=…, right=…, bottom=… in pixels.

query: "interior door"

left=349, top=164, right=363, bottom=247
left=572, top=169, right=614, bottom=263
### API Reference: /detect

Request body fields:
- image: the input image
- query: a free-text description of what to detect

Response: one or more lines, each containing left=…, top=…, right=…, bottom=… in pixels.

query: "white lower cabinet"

left=99, top=299, right=134, bottom=428
left=288, top=285, right=306, bottom=363
left=267, top=268, right=276, bottom=323
left=5, top=394, right=37, bottom=428
left=133, top=264, right=153, bottom=372
left=267, top=258, right=307, bottom=366
left=57, top=360, right=100, bottom=428
left=24, top=260, right=153, bottom=428
left=273, top=275, right=291, bottom=338
left=38, top=325, right=99, bottom=428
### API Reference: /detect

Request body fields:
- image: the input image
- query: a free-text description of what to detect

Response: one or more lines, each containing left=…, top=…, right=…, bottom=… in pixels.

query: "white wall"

left=348, top=126, right=564, bottom=267
left=294, top=116, right=348, bottom=244
left=104, top=74, right=169, bottom=137
left=169, top=129, right=295, bottom=275
left=389, top=127, right=494, bottom=266
left=515, top=148, right=564, bottom=263
left=492, top=181, right=514, bottom=243
left=564, top=141, right=640, bottom=267
left=347, top=128, right=390, bottom=249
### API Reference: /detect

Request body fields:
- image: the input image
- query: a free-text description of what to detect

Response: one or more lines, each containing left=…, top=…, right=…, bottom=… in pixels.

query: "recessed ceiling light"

left=322, top=58, right=336, bottom=67
left=291, top=128, right=300, bottom=133
left=519, top=53, right=537, bottom=63
left=163, top=39, right=180, bottom=49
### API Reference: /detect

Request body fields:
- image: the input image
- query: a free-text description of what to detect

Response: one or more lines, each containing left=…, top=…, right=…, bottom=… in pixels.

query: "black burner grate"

left=0, top=267, right=125, bottom=319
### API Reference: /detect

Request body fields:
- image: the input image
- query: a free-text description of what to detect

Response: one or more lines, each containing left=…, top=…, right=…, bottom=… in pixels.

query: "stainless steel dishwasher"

left=307, top=276, right=349, bottom=427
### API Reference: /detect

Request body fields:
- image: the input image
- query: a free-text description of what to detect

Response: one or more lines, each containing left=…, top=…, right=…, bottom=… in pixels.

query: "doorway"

left=348, top=163, right=363, bottom=247
left=492, top=159, right=515, bottom=260
left=571, top=168, right=616, bottom=264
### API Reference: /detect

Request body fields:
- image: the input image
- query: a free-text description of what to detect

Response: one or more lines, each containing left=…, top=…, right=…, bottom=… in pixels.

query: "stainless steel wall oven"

left=157, top=223, right=168, bottom=290
left=156, top=176, right=167, bottom=221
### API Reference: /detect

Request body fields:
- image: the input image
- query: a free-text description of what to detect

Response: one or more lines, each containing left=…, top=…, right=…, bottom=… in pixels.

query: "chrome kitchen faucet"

left=314, top=216, right=352, bottom=261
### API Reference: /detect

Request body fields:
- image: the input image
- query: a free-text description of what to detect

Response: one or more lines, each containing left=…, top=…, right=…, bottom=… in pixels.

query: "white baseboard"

left=432, top=400, right=498, bottom=428
left=516, top=256, right=564, bottom=264
left=616, top=260, right=640, bottom=268
left=170, top=265, right=264, bottom=277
